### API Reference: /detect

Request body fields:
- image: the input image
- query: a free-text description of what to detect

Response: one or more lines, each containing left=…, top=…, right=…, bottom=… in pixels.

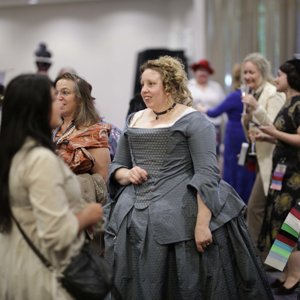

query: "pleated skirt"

left=105, top=209, right=273, bottom=300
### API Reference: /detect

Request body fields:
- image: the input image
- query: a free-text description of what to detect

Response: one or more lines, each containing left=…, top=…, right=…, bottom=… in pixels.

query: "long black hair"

left=0, top=74, right=54, bottom=233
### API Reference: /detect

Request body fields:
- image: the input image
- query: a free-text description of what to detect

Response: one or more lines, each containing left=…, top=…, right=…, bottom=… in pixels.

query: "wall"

left=0, top=0, right=197, bottom=128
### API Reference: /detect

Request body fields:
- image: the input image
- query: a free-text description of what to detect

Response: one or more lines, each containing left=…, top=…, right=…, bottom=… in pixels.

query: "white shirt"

left=188, top=78, right=225, bottom=126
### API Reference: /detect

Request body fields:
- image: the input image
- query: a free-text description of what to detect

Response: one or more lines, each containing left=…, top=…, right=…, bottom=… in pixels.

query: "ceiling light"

left=28, top=0, right=39, bottom=5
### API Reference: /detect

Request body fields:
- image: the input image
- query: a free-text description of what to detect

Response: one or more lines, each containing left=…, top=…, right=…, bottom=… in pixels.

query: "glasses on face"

left=56, top=89, right=75, bottom=97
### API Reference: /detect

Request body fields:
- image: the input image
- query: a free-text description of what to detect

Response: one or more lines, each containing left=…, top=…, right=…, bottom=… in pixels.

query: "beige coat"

left=0, top=139, right=85, bottom=300
left=77, top=173, right=107, bottom=205
left=242, top=82, right=285, bottom=196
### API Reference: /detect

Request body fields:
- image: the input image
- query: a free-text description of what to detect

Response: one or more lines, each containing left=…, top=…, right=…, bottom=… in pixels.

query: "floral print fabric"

left=55, top=123, right=110, bottom=174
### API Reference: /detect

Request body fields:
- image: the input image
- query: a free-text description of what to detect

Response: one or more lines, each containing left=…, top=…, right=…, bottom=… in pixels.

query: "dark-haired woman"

left=0, top=74, right=103, bottom=299
left=257, top=59, right=300, bottom=294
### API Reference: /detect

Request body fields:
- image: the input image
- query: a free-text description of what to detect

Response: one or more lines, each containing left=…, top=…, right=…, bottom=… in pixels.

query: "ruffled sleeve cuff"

left=108, top=163, right=128, bottom=200
left=188, top=176, right=245, bottom=230
left=187, top=173, right=225, bottom=217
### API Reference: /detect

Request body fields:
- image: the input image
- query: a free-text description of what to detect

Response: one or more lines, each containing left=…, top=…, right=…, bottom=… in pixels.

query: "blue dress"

left=207, top=89, right=255, bottom=203
left=104, top=111, right=273, bottom=300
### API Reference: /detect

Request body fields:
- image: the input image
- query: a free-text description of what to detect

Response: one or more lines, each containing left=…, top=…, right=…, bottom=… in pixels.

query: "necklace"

left=153, top=103, right=176, bottom=120
left=53, top=121, right=75, bottom=145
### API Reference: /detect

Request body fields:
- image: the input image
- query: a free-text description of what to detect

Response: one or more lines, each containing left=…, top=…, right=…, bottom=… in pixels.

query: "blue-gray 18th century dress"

left=104, top=111, right=273, bottom=300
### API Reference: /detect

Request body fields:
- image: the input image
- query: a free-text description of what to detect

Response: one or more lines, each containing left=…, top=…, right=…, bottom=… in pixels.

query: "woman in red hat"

left=188, top=59, right=225, bottom=156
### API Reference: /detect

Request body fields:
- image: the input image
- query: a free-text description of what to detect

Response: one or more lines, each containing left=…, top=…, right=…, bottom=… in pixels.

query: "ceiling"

left=0, top=0, right=100, bottom=7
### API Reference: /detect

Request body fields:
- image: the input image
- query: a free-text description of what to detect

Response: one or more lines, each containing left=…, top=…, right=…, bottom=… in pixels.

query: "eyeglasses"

left=56, top=89, right=75, bottom=97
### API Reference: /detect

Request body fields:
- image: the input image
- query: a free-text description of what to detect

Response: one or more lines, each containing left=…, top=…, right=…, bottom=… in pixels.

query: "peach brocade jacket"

left=54, top=123, right=110, bottom=175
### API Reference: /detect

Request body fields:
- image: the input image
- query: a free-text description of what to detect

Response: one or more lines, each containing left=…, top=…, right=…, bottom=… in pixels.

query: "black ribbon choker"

left=153, top=103, right=176, bottom=120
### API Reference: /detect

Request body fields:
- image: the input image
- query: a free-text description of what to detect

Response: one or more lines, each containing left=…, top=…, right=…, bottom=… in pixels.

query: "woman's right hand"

left=126, top=166, right=148, bottom=185
left=76, top=203, right=103, bottom=231
left=242, top=94, right=258, bottom=111
left=115, top=166, right=148, bottom=185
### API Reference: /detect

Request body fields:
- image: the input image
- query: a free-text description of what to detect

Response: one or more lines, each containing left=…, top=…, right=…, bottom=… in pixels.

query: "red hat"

left=190, top=59, right=214, bottom=74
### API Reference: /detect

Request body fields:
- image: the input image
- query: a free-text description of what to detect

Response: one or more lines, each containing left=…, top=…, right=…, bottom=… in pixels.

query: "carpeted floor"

left=267, top=271, right=300, bottom=300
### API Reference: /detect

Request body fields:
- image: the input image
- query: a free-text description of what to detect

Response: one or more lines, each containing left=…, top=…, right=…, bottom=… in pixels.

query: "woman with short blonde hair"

left=241, top=52, right=285, bottom=254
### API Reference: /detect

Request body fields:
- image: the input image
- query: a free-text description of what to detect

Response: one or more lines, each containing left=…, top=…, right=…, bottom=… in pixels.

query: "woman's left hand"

left=194, top=224, right=213, bottom=253
left=254, top=131, right=266, bottom=142
left=196, top=103, right=208, bottom=113
left=259, top=124, right=277, bottom=137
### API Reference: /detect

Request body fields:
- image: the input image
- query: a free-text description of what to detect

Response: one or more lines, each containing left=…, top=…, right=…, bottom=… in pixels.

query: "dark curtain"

left=133, top=48, right=188, bottom=96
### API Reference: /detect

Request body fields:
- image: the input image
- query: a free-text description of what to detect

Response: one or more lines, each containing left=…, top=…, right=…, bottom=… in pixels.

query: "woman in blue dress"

left=197, top=64, right=255, bottom=203
left=104, top=56, right=273, bottom=300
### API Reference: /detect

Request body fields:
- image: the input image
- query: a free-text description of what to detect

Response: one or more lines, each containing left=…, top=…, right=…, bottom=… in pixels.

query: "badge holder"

left=270, top=159, right=287, bottom=191
left=265, top=202, right=300, bottom=271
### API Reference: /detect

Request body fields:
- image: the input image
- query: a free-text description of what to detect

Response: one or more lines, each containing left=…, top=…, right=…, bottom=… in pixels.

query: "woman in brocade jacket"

left=53, top=73, right=111, bottom=205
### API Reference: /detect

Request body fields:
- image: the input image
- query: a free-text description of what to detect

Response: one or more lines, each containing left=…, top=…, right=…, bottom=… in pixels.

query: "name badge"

left=270, top=163, right=287, bottom=191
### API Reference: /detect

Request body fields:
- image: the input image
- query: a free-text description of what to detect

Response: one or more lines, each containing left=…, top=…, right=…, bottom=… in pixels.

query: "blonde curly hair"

left=140, top=56, right=193, bottom=107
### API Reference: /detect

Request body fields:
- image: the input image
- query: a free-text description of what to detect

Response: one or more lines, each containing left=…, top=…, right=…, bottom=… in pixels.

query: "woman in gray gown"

left=104, top=56, right=273, bottom=300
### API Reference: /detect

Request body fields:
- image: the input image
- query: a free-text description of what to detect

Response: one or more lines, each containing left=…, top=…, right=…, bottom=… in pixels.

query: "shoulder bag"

left=12, top=215, right=121, bottom=300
